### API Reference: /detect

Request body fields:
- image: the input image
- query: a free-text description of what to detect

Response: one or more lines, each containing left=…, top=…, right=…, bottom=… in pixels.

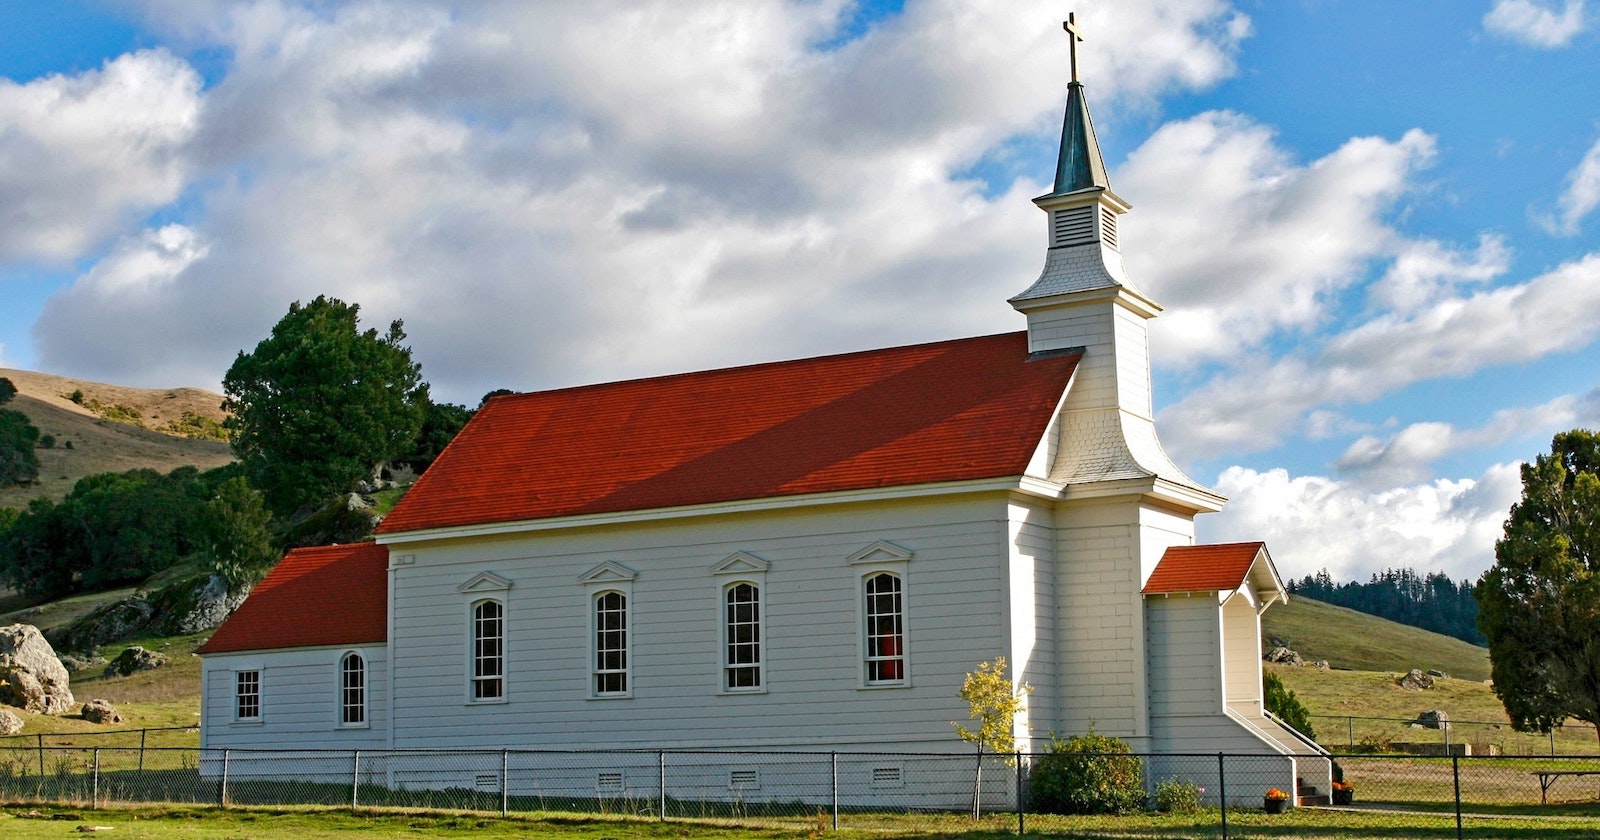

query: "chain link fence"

left=3, top=745, right=1600, bottom=837
left=1311, top=713, right=1600, bottom=756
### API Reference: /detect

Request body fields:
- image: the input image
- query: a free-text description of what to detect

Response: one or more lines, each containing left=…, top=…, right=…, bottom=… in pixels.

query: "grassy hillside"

left=1259, top=597, right=1600, bottom=753
left=1263, top=594, right=1490, bottom=681
left=0, top=368, right=234, bottom=510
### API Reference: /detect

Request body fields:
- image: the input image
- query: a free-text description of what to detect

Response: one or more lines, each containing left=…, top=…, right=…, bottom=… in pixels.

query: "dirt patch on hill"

left=0, top=369, right=235, bottom=508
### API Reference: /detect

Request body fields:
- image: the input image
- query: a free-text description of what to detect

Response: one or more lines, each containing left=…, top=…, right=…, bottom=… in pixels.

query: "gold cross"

left=1064, top=13, right=1084, bottom=83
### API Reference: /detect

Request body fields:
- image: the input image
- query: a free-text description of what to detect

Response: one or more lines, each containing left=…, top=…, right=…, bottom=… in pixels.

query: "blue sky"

left=1, top=1, right=1597, bottom=584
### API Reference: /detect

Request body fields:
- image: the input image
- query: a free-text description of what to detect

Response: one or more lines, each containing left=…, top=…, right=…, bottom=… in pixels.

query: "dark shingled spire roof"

left=1049, top=81, right=1110, bottom=197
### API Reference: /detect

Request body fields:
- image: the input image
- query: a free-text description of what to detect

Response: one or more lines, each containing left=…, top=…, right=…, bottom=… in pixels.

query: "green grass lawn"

left=2, top=804, right=1598, bottom=839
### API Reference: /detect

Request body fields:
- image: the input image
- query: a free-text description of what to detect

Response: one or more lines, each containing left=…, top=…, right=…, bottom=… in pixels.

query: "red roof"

left=379, top=332, right=1079, bottom=534
left=197, top=543, right=388, bottom=654
left=1143, top=542, right=1267, bottom=594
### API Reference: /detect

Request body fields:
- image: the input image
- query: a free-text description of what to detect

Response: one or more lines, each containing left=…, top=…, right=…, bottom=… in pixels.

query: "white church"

left=198, top=36, right=1327, bottom=806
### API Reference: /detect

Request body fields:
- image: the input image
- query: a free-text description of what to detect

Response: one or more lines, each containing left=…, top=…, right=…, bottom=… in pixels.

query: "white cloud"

left=0, top=50, right=201, bottom=265
left=1546, top=135, right=1600, bottom=235
left=1369, top=234, right=1510, bottom=312
left=1161, top=253, right=1600, bottom=458
left=1117, top=112, right=1435, bottom=366
left=37, top=1, right=1252, bottom=398
left=1335, top=392, right=1595, bottom=486
left=33, top=225, right=214, bottom=384
left=1484, top=0, right=1588, bottom=48
left=1202, top=462, right=1523, bottom=583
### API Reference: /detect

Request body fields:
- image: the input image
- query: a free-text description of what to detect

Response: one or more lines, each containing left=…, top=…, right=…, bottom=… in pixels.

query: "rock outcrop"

left=52, top=573, right=250, bottom=653
left=104, top=646, right=168, bottom=678
left=1264, top=646, right=1304, bottom=666
left=1398, top=669, right=1435, bottom=690
left=81, top=699, right=122, bottom=725
left=0, top=708, right=21, bottom=735
left=0, top=624, right=74, bottom=714
left=1416, top=709, right=1450, bottom=730
left=152, top=574, right=250, bottom=635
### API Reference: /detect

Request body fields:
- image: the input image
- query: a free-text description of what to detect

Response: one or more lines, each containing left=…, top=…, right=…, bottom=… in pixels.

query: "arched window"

left=472, top=600, right=504, bottom=701
left=594, top=591, right=628, bottom=695
left=340, top=652, right=366, bottom=725
left=724, top=583, right=761, bottom=690
left=864, top=572, right=904, bottom=684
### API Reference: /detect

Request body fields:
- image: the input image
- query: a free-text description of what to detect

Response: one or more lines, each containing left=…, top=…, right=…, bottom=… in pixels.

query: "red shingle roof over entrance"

left=196, top=543, right=388, bottom=655
left=1143, top=542, right=1267, bottom=595
left=379, top=332, right=1080, bottom=535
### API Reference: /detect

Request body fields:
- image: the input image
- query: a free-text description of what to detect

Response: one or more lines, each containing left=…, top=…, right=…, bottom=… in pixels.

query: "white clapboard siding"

left=386, top=493, right=1016, bottom=752
left=199, top=646, right=388, bottom=750
left=1008, top=498, right=1056, bottom=742
left=1145, top=595, right=1222, bottom=719
left=1222, top=595, right=1264, bottom=715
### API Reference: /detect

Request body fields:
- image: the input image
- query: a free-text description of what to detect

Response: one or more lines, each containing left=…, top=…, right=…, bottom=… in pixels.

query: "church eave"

left=375, top=475, right=1038, bottom=546
left=1056, top=474, right=1227, bottom=513
left=1009, top=279, right=1161, bottom=317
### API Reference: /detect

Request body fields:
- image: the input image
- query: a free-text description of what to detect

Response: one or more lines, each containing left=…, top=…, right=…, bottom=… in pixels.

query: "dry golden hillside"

left=0, top=368, right=234, bottom=509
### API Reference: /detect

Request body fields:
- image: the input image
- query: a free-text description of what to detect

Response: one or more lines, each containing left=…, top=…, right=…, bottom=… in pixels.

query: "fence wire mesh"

left=4, top=745, right=1600, bottom=837
left=1310, top=712, right=1600, bottom=756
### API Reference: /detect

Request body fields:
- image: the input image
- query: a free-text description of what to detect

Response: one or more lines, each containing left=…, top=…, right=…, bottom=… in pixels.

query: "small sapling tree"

left=952, top=657, right=1031, bottom=819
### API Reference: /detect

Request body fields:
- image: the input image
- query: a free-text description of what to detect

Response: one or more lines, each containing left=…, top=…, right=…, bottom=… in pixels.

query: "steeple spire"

left=1049, top=14, right=1110, bottom=197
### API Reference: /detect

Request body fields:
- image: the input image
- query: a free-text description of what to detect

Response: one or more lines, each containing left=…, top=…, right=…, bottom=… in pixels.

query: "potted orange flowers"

left=1263, top=787, right=1292, bottom=814
left=1331, top=780, right=1355, bottom=806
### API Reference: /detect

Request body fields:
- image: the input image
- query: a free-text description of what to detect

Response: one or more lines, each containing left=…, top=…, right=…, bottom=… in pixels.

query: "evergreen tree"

left=223, top=296, right=428, bottom=514
left=1476, top=429, right=1600, bottom=743
left=0, top=377, right=40, bottom=487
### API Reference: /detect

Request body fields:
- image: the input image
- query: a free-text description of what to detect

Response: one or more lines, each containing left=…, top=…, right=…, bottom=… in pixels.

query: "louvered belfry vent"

left=1099, top=206, right=1118, bottom=250
left=1051, top=206, right=1097, bottom=248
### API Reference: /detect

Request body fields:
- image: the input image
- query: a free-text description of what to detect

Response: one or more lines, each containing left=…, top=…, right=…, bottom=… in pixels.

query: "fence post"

left=139, top=728, right=147, bottom=772
left=1452, top=754, right=1463, bottom=840
left=1217, top=753, right=1227, bottom=840
left=92, top=748, right=100, bottom=810
left=1015, top=750, right=1024, bottom=836
left=352, top=750, right=361, bottom=811
left=37, top=733, right=44, bottom=777
left=1348, top=716, right=1354, bottom=748
left=831, top=751, right=839, bottom=831
left=658, top=751, right=666, bottom=822
left=220, top=749, right=230, bottom=809
left=1550, top=730, right=1556, bottom=756
left=501, top=749, right=509, bottom=818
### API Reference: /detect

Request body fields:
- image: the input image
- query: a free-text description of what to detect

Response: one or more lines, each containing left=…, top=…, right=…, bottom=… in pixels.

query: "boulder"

left=152, top=574, right=250, bottom=635
left=1264, top=646, right=1304, bottom=666
left=50, top=597, right=155, bottom=654
left=58, top=655, right=109, bottom=673
left=1427, top=669, right=1447, bottom=679
left=80, top=699, right=122, bottom=725
left=1416, top=709, right=1450, bottom=730
left=1310, top=660, right=1330, bottom=669
left=1398, top=668, right=1435, bottom=690
left=0, top=624, right=74, bottom=714
left=0, top=708, right=21, bottom=735
left=104, top=647, right=169, bottom=678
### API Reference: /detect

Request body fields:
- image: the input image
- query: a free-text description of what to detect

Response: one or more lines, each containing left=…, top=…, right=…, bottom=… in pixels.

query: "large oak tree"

left=223, top=296, right=428, bottom=515
left=1476, top=429, right=1600, bottom=743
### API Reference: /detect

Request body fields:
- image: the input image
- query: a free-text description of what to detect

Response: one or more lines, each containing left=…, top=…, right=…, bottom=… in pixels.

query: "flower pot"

left=1332, top=788, right=1354, bottom=806
left=1263, top=797, right=1290, bottom=814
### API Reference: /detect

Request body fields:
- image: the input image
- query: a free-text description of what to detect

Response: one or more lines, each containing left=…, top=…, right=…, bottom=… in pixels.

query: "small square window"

left=236, top=670, right=260, bottom=720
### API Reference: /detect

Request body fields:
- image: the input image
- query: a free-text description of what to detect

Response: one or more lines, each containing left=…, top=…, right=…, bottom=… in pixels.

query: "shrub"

left=1029, top=728, right=1144, bottom=815
left=1263, top=671, right=1316, bottom=738
left=1153, top=778, right=1202, bottom=813
left=39, top=434, right=55, bottom=449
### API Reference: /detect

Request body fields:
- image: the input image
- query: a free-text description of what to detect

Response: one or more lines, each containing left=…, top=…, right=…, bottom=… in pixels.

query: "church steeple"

left=1048, top=80, right=1110, bottom=196
left=1008, top=15, right=1217, bottom=513
left=1011, top=13, right=1148, bottom=311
